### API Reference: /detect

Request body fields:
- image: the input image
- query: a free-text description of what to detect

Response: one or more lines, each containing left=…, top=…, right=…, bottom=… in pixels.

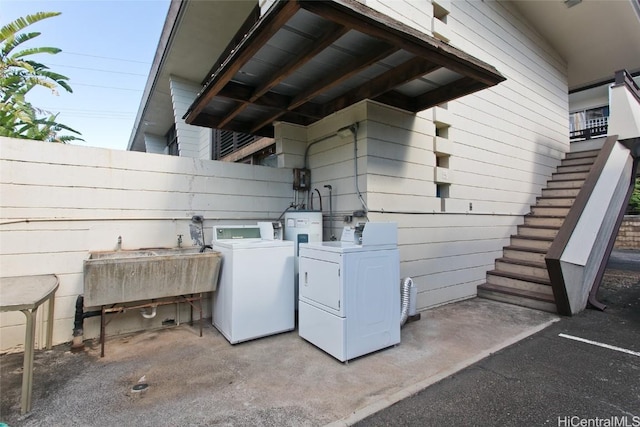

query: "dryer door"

left=299, top=256, right=343, bottom=316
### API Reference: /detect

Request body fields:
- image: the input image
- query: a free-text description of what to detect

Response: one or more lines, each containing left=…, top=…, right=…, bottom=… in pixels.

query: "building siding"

left=168, top=76, right=202, bottom=159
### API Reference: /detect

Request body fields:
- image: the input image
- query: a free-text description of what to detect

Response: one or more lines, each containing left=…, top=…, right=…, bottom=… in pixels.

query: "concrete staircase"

left=477, top=149, right=600, bottom=313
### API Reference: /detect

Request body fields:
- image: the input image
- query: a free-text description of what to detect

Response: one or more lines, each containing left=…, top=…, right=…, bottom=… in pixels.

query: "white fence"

left=0, top=137, right=292, bottom=352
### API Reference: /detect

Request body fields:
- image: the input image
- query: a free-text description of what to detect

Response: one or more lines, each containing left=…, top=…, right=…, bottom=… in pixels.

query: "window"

left=166, top=125, right=178, bottom=156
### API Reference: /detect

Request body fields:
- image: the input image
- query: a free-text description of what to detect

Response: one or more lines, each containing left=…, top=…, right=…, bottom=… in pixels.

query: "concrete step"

left=523, top=215, right=566, bottom=228
left=546, top=179, right=585, bottom=189
left=517, top=225, right=559, bottom=239
left=565, top=149, right=600, bottom=160
left=551, top=171, right=589, bottom=181
left=560, top=157, right=596, bottom=167
left=536, top=196, right=576, bottom=206
left=502, top=245, right=547, bottom=263
left=556, top=164, right=592, bottom=174
left=530, top=205, right=571, bottom=216
left=477, top=283, right=557, bottom=313
left=494, top=257, right=550, bottom=281
left=487, top=269, right=552, bottom=295
left=510, top=235, right=553, bottom=251
left=541, top=187, right=581, bottom=198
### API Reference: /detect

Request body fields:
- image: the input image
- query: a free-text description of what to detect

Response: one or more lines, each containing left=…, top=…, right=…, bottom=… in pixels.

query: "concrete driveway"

left=1, top=291, right=557, bottom=426
left=356, top=249, right=640, bottom=426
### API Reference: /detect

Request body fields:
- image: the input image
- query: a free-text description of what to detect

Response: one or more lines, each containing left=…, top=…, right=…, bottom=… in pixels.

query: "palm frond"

left=10, top=46, right=62, bottom=59
left=1, top=32, right=41, bottom=57
left=0, top=12, right=61, bottom=44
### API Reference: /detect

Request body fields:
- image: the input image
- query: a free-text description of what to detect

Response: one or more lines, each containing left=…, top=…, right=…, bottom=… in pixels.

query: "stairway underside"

left=477, top=149, right=600, bottom=313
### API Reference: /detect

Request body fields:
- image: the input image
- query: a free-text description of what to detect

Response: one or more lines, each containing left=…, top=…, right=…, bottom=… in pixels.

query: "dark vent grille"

left=213, top=130, right=260, bottom=160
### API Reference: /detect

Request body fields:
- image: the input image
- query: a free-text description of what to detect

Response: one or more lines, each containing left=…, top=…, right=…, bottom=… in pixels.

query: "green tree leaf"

left=0, top=11, right=82, bottom=142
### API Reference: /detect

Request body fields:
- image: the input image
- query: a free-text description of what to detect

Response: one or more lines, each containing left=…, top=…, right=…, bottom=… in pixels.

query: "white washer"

left=212, top=226, right=294, bottom=344
left=298, top=222, right=400, bottom=362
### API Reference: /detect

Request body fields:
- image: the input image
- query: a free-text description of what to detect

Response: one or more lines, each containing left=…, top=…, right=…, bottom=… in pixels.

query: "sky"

left=1, top=0, right=171, bottom=150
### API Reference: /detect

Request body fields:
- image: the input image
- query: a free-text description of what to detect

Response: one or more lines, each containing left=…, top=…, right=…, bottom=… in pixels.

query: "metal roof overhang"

left=184, top=0, right=506, bottom=137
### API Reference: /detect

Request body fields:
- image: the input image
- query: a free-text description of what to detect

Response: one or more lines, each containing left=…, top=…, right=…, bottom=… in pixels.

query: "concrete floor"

left=0, top=297, right=557, bottom=426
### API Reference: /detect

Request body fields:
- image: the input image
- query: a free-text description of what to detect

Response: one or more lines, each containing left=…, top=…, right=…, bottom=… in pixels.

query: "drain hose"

left=140, top=306, right=157, bottom=319
left=400, top=277, right=414, bottom=327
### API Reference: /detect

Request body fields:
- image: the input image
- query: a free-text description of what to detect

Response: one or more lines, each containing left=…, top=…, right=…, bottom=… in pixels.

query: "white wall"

left=0, top=137, right=292, bottom=352
left=364, top=0, right=433, bottom=35
left=367, top=0, right=569, bottom=308
left=144, top=133, right=167, bottom=154
left=169, top=75, right=203, bottom=159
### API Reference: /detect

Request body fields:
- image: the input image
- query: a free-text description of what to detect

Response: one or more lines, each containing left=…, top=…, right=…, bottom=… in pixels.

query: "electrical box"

left=293, top=168, right=310, bottom=190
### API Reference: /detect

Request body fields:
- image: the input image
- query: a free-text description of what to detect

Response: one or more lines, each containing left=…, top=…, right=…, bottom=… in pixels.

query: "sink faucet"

left=177, top=234, right=183, bottom=248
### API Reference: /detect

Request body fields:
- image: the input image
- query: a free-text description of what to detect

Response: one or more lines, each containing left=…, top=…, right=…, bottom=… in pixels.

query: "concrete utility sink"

left=83, top=248, right=221, bottom=307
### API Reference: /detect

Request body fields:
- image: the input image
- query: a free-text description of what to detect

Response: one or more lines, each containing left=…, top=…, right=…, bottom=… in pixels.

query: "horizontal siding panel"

left=366, top=156, right=431, bottom=179
left=366, top=121, right=434, bottom=150
left=0, top=229, right=88, bottom=254
left=0, top=161, right=290, bottom=196
left=368, top=212, right=523, bottom=228
left=452, top=94, right=567, bottom=150
left=420, top=265, right=493, bottom=291
left=451, top=1, right=566, bottom=103
left=367, top=192, right=438, bottom=212
left=366, top=140, right=433, bottom=167
left=452, top=169, right=547, bottom=196
left=1, top=184, right=290, bottom=212
left=400, top=238, right=509, bottom=262
left=402, top=251, right=501, bottom=277
left=367, top=174, right=432, bottom=196
left=398, top=225, right=513, bottom=245
left=416, top=280, right=479, bottom=310
left=449, top=134, right=560, bottom=175
left=0, top=252, right=87, bottom=277
left=450, top=157, right=550, bottom=187
left=0, top=139, right=292, bottom=182
left=0, top=207, right=288, bottom=221
left=365, top=0, right=432, bottom=34
left=366, top=102, right=435, bottom=136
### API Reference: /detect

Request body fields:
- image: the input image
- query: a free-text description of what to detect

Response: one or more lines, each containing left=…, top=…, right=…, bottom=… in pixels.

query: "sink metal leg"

left=20, top=307, right=37, bottom=415
left=199, top=293, right=203, bottom=337
left=100, top=306, right=106, bottom=358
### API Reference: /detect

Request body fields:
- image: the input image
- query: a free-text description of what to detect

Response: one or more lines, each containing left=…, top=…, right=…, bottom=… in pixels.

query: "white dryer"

left=212, top=225, right=294, bottom=344
left=298, top=222, right=400, bottom=362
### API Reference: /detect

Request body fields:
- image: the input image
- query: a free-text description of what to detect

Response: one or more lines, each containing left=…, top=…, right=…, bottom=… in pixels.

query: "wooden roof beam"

left=217, top=22, right=349, bottom=128
left=250, top=44, right=398, bottom=133
left=217, top=81, right=324, bottom=119
left=300, top=0, right=504, bottom=87
left=412, top=76, right=489, bottom=111
left=185, top=1, right=300, bottom=124
left=321, top=56, right=441, bottom=115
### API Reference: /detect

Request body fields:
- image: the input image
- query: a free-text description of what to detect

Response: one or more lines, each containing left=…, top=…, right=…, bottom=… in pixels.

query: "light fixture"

left=564, top=0, right=582, bottom=8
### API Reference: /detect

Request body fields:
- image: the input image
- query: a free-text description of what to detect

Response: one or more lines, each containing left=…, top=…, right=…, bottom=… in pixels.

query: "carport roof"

left=183, top=0, right=505, bottom=137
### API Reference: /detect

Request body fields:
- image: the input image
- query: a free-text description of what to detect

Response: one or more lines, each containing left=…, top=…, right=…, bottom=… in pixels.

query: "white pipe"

left=400, top=277, right=414, bottom=327
left=140, top=306, right=157, bottom=319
